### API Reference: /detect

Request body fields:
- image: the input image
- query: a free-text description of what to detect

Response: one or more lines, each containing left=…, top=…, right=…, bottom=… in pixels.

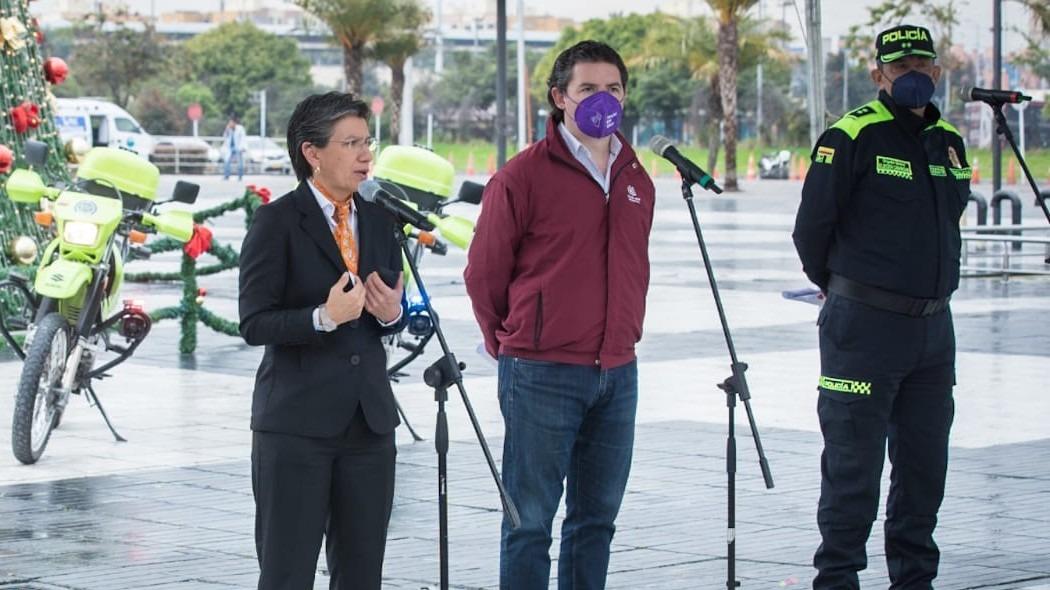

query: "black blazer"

left=238, top=181, right=404, bottom=437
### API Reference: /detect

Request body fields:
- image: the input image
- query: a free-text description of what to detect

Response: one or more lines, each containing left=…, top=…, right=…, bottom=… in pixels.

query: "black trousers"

left=252, top=406, right=396, bottom=590
left=813, top=293, right=955, bottom=590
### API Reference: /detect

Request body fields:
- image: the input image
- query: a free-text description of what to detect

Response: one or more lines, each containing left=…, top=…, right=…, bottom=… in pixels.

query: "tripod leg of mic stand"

left=393, top=393, right=425, bottom=442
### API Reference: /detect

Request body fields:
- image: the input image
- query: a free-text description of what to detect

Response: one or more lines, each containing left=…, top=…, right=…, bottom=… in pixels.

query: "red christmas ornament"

left=9, top=106, right=29, bottom=133
left=0, top=144, right=13, bottom=174
left=9, top=102, right=42, bottom=133
left=44, top=57, right=68, bottom=85
left=183, top=224, right=214, bottom=259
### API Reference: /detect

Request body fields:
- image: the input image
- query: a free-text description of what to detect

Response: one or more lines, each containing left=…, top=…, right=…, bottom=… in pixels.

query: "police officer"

left=792, top=24, right=971, bottom=590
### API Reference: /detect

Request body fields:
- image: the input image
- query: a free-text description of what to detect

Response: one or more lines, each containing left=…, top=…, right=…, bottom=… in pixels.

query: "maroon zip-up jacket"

left=464, top=119, right=655, bottom=369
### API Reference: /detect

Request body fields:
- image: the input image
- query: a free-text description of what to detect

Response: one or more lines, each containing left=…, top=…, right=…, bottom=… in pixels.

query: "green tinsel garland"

left=125, top=187, right=264, bottom=353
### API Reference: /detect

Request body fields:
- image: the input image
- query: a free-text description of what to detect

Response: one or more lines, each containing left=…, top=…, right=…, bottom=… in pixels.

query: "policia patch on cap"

left=876, top=24, right=937, bottom=63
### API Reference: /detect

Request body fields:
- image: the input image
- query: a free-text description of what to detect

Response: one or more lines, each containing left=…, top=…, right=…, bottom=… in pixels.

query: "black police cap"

left=875, top=24, right=937, bottom=63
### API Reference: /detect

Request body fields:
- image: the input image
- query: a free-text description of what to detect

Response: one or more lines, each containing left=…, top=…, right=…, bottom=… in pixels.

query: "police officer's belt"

left=828, top=275, right=950, bottom=317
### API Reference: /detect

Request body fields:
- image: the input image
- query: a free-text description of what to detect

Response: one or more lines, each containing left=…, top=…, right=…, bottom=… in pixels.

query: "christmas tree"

left=1, top=0, right=72, bottom=278
left=1, top=0, right=73, bottom=328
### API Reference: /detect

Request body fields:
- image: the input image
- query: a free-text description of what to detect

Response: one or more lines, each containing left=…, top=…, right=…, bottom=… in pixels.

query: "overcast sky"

left=30, top=0, right=1032, bottom=54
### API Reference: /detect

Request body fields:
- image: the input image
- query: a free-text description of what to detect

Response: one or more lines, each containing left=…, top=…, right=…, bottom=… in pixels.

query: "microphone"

left=358, top=179, right=436, bottom=231
left=649, top=135, right=723, bottom=194
left=961, top=87, right=1032, bottom=105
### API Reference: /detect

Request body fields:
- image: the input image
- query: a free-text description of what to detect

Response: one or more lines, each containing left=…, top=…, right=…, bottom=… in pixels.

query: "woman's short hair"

left=286, top=92, right=370, bottom=181
left=546, top=40, right=628, bottom=124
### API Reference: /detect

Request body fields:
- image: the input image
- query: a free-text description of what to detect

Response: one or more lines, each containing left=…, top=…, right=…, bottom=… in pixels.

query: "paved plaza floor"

left=1, top=174, right=1047, bottom=589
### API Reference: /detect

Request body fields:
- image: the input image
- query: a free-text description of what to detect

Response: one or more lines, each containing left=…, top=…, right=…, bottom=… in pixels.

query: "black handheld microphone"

left=649, top=135, right=723, bottom=194
left=961, top=87, right=1032, bottom=105
left=358, top=179, right=436, bottom=231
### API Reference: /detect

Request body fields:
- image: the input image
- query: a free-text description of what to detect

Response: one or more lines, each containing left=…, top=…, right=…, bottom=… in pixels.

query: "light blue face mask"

left=888, top=70, right=936, bottom=109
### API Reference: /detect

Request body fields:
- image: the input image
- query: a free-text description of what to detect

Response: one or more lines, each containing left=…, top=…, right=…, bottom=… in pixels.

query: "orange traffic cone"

left=798, top=158, right=808, bottom=181
left=673, top=167, right=682, bottom=182
left=790, top=154, right=799, bottom=181
left=650, top=157, right=659, bottom=177
left=746, top=152, right=757, bottom=181
left=486, top=153, right=496, bottom=175
left=1006, top=157, right=1017, bottom=185
left=971, top=157, right=980, bottom=185
left=465, top=151, right=476, bottom=176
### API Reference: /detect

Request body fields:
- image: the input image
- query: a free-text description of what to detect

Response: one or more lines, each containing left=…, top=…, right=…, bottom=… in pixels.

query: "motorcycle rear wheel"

left=11, top=313, right=70, bottom=465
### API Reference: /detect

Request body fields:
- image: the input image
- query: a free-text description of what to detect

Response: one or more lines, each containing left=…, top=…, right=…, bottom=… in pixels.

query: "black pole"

left=393, top=230, right=521, bottom=589
left=992, top=0, right=1002, bottom=191
left=496, top=0, right=508, bottom=168
left=679, top=179, right=774, bottom=589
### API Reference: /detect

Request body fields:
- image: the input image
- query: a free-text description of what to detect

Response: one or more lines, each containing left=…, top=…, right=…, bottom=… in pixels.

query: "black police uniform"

left=793, top=86, right=971, bottom=589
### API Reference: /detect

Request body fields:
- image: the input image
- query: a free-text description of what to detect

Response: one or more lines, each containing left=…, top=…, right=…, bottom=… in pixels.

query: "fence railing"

left=960, top=190, right=1050, bottom=278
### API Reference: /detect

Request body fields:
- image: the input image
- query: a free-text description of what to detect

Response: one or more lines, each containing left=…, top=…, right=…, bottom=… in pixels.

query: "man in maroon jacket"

left=464, top=40, right=655, bottom=590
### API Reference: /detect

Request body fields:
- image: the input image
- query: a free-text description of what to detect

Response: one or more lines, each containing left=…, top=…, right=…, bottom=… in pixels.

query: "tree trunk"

left=718, top=16, right=739, bottom=191
left=389, top=61, right=405, bottom=144
left=342, top=42, right=365, bottom=96
left=706, top=75, right=722, bottom=173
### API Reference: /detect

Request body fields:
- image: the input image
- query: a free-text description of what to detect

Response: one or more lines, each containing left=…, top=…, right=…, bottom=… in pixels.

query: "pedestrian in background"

left=793, top=24, right=970, bottom=590
left=222, top=115, right=247, bottom=181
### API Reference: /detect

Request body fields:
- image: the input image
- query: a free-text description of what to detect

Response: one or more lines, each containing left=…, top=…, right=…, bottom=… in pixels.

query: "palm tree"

left=297, top=0, right=398, bottom=95
left=707, top=0, right=759, bottom=191
left=638, top=13, right=789, bottom=178
left=371, top=0, right=430, bottom=142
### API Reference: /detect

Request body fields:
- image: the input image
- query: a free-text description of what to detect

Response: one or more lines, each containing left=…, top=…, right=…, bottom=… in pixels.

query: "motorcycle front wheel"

left=11, top=312, right=70, bottom=464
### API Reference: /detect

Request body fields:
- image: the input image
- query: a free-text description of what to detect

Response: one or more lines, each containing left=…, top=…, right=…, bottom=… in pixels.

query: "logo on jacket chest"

left=875, top=155, right=913, bottom=180
left=626, top=184, right=641, bottom=204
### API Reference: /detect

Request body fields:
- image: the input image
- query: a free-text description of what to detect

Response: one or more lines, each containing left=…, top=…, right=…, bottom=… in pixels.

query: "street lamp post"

left=496, top=0, right=508, bottom=167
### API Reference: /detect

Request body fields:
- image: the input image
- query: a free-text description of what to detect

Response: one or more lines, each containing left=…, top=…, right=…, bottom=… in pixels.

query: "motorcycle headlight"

left=62, top=221, right=100, bottom=246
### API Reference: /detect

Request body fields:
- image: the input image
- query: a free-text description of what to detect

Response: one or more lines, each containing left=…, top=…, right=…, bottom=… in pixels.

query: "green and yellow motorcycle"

left=371, top=145, right=482, bottom=440
left=0, top=141, right=197, bottom=464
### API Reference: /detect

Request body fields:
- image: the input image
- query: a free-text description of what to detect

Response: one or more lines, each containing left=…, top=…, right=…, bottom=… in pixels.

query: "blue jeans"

left=498, top=356, right=637, bottom=590
left=224, top=151, right=244, bottom=180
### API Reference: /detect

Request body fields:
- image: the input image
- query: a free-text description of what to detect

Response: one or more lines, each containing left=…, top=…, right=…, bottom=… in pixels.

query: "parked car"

left=759, top=149, right=793, bottom=180
left=243, top=136, right=291, bottom=175
left=150, top=136, right=216, bottom=174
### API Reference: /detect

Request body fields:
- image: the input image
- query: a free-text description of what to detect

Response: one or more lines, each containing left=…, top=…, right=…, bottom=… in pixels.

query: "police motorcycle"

left=370, top=145, right=482, bottom=440
left=0, top=141, right=197, bottom=464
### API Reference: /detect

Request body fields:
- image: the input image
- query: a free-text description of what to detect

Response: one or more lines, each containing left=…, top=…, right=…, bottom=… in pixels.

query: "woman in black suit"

left=238, top=92, right=405, bottom=590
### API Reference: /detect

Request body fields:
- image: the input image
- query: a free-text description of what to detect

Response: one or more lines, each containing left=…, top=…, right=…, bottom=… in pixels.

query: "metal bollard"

left=990, top=190, right=1022, bottom=251
left=968, top=191, right=988, bottom=228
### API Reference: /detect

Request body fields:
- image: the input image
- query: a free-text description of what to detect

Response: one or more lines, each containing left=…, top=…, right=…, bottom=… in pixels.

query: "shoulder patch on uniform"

left=830, top=100, right=894, bottom=140
left=815, top=146, right=835, bottom=164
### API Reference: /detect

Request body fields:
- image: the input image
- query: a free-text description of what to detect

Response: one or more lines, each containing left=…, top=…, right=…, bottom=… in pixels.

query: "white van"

left=54, top=98, right=155, bottom=159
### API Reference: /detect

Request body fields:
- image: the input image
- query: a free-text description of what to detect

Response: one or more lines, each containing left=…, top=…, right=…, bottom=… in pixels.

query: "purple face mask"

left=569, top=91, right=623, bottom=138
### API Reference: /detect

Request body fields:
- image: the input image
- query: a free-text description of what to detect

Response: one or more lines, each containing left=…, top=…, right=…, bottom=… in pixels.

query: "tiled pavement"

left=1, top=174, right=1048, bottom=589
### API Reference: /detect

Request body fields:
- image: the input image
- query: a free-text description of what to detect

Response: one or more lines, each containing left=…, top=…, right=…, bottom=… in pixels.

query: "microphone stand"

left=678, top=178, right=775, bottom=589
left=986, top=101, right=1050, bottom=261
left=392, top=228, right=521, bottom=590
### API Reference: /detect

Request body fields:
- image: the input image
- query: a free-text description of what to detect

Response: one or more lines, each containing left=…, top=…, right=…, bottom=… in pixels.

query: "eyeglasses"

left=336, top=136, right=378, bottom=153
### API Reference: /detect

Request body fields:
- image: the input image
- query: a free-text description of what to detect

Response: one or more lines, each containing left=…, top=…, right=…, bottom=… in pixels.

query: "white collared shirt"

left=557, top=122, right=623, bottom=197
left=306, top=179, right=402, bottom=330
